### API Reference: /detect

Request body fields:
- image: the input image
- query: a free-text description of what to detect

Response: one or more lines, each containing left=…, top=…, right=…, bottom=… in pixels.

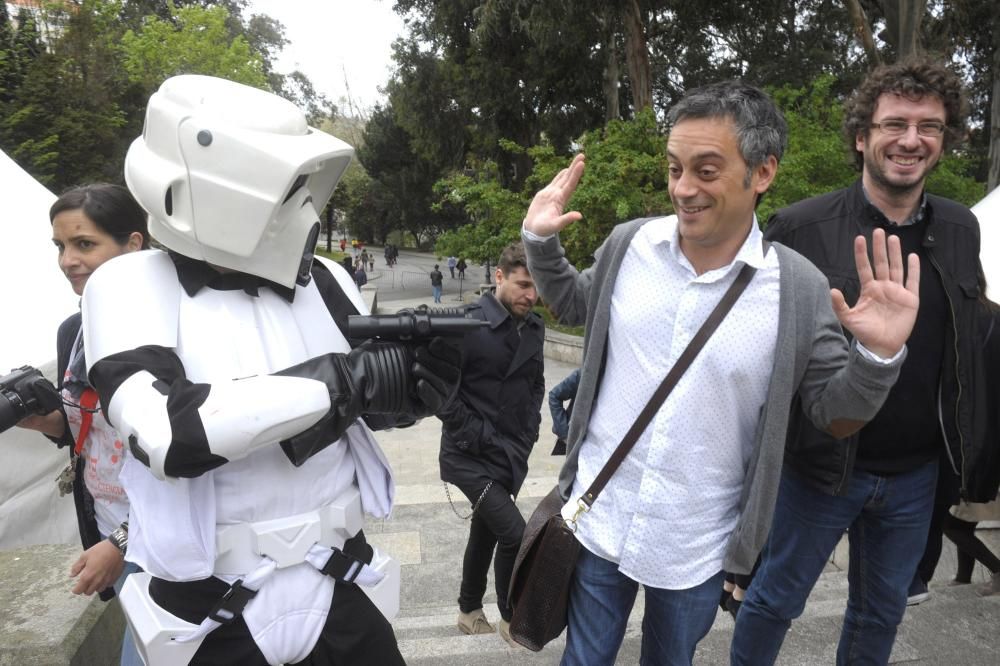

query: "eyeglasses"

left=870, top=120, right=946, bottom=137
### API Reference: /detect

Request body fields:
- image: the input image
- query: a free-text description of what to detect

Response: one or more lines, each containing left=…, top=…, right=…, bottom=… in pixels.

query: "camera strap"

left=73, top=388, right=100, bottom=456
left=57, top=388, right=99, bottom=497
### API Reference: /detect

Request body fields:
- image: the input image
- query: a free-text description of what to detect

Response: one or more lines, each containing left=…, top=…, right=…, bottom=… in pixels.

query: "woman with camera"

left=17, top=183, right=148, bottom=666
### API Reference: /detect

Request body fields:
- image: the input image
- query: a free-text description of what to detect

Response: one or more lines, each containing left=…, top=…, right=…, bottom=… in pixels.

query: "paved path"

left=343, top=245, right=488, bottom=305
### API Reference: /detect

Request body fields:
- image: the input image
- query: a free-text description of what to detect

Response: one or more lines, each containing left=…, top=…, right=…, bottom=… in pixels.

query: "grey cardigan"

left=523, top=218, right=905, bottom=574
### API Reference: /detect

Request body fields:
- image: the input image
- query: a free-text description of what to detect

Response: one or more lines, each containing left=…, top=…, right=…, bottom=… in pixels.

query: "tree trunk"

left=601, top=16, right=620, bottom=122
left=879, top=0, right=926, bottom=60
left=989, top=34, right=1000, bottom=191
left=326, top=206, right=334, bottom=253
left=622, top=0, right=652, bottom=112
left=844, top=0, right=881, bottom=67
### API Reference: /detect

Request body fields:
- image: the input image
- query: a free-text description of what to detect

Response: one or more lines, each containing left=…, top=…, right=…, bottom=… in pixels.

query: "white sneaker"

left=498, top=619, right=519, bottom=648
left=457, top=608, right=495, bottom=635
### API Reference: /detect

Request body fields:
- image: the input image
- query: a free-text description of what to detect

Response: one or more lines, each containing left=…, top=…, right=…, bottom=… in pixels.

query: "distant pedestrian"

left=431, top=264, right=444, bottom=303
left=361, top=249, right=369, bottom=270
left=457, top=258, right=467, bottom=279
left=448, top=255, right=457, bottom=278
left=355, top=264, right=367, bottom=287
left=340, top=238, right=346, bottom=252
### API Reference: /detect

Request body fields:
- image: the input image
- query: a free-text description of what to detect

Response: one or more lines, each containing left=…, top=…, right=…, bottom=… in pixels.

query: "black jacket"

left=764, top=179, right=986, bottom=499
left=438, top=293, right=545, bottom=496
left=967, top=305, right=1000, bottom=502
left=47, top=312, right=116, bottom=601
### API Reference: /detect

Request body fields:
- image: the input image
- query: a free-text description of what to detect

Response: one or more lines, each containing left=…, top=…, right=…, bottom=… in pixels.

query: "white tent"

left=0, top=150, right=79, bottom=548
left=973, top=185, right=1000, bottom=302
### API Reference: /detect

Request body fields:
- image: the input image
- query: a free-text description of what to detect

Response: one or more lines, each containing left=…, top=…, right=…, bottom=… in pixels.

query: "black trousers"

left=149, top=534, right=404, bottom=665
left=915, top=459, right=960, bottom=585
left=943, top=513, right=1000, bottom=581
left=456, top=481, right=525, bottom=622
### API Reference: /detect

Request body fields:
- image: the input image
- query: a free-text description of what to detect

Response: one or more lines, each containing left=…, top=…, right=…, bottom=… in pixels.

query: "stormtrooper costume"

left=81, top=75, right=459, bottom=666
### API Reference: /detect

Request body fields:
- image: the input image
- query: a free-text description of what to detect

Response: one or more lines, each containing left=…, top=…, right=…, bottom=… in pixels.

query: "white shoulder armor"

left=82, top=250, right=181, bottom=367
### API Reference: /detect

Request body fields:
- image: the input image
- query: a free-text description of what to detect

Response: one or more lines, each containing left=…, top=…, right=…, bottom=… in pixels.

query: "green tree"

left=2, top=1, right=128, bottom=189
left=434, top=77, right=985, bottom=265
left=435, top=109, right=669, bottom=267
left=391, top=0, right=605, bottom=190
left=358, top=103, right=462, bottom=247
left=0, top=2, right=16, bottom=104
left=119, top=2, right=268, bottom=92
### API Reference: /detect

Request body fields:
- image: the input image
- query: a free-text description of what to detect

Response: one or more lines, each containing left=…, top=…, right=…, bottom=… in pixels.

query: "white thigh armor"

left=118, top=488, right=401, bottom=666
left=119, top=573, right=205, bottom=666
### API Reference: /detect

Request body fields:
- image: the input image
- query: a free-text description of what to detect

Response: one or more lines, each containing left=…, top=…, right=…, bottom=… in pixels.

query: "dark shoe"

left=977, top=572, right=1000, bottom=597
left=719, top=589, right=732, bottom=613
left=551, top=438, right=567, bottom=455
left=725, top=595, right=742, bottom=620
left=948, top=578, right=971, bottom=587
left=906, top=577, right=930, bottom=606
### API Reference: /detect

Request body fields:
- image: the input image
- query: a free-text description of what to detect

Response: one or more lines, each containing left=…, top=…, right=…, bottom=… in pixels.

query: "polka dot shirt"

left=571, top=216, right=780, bottom=589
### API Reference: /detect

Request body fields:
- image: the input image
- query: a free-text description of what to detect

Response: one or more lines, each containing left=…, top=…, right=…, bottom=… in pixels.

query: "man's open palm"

left=832, top=229, right=920, bottom=359
left=523, top=153, right=586, bottom=236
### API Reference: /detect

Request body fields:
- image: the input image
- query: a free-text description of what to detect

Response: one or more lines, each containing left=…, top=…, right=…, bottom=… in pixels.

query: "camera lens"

left=0, top=391, right=28, bottom=434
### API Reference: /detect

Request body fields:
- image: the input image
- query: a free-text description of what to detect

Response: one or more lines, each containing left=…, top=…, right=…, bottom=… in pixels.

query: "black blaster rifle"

left=348, top=307, right=487, bottom=342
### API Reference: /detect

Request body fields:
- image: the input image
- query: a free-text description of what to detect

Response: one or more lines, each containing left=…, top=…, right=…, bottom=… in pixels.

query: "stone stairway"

left=370, top=488, right=1000, bottom=665
left=365, top=356, right=1000, bottom=665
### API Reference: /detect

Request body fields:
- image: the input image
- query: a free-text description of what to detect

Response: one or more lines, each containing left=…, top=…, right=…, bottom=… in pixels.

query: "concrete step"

left=394, top=589, right=1000, bottom=665
left=371, top=498, right=1000, bottom=665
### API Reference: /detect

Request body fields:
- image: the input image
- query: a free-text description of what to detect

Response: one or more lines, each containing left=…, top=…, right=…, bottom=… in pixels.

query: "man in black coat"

left=438, top=241, right=545, bottom=644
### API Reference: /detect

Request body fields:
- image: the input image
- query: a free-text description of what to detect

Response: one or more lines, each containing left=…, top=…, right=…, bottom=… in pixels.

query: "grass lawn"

left=533, top=305, right=584, bottom=337
left=316, top=248, right=350, bottom=262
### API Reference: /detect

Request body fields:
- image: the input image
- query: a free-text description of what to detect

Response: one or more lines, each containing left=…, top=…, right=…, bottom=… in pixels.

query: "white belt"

left=214, top=487, right=364, bottom=575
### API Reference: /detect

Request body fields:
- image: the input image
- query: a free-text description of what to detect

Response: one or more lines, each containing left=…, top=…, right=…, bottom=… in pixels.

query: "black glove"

left=274, top=339, right=460, bottom=465
left=411, top=337, right=462, bottom=413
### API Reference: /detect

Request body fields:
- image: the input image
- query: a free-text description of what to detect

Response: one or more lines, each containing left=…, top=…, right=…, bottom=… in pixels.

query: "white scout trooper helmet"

left=125, top=74, right=354, bottom=289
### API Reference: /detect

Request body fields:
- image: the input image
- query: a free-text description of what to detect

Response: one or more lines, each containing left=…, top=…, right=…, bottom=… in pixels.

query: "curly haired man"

left=732, top=58, right=984, bottom=666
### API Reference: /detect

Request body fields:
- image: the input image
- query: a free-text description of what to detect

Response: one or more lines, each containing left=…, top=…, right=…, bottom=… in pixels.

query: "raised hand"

left=523, top=153, right=586, bottom=236
left=831, top=228, right=920, bottom=359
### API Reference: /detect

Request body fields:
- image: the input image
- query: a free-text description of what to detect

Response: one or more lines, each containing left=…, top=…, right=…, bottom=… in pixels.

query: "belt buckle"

left=207, top=579, right=258, bottom=624
left=253, top=512, right=323, bottom=568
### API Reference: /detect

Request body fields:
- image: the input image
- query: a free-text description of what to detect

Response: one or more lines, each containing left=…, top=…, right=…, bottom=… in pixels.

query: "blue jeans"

left=113, top=559, right=144, bottom=666
left=432, top=285, right=442, bottom=303
left=561, top=546, right=724, bottom=666
left=732, top=461, right=938, bottom=666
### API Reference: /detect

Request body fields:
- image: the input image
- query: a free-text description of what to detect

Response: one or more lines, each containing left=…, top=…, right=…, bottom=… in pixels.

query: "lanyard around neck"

left=73, top=388, right=100, bottom=456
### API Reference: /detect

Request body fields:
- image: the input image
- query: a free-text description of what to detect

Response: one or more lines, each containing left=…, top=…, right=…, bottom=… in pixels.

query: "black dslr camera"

left=0, top=366, right=63, bottom=434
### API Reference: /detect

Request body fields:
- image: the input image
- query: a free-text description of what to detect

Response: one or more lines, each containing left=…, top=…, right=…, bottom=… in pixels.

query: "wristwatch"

left=107, top=523, right=128, bottom=556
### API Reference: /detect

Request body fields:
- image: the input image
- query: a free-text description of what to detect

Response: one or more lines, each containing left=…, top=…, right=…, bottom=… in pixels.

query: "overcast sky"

left=247, top=0, right=406, bottom=113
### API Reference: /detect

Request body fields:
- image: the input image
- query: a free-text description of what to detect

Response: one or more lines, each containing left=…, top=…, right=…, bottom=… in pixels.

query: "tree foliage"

left=120, top=2, right=267, bottom=90
left=0, top=0, right=994, bottom=251
left=0, top=0, right=331, bottom=194
left=403, top=0, right=993, bottom=263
